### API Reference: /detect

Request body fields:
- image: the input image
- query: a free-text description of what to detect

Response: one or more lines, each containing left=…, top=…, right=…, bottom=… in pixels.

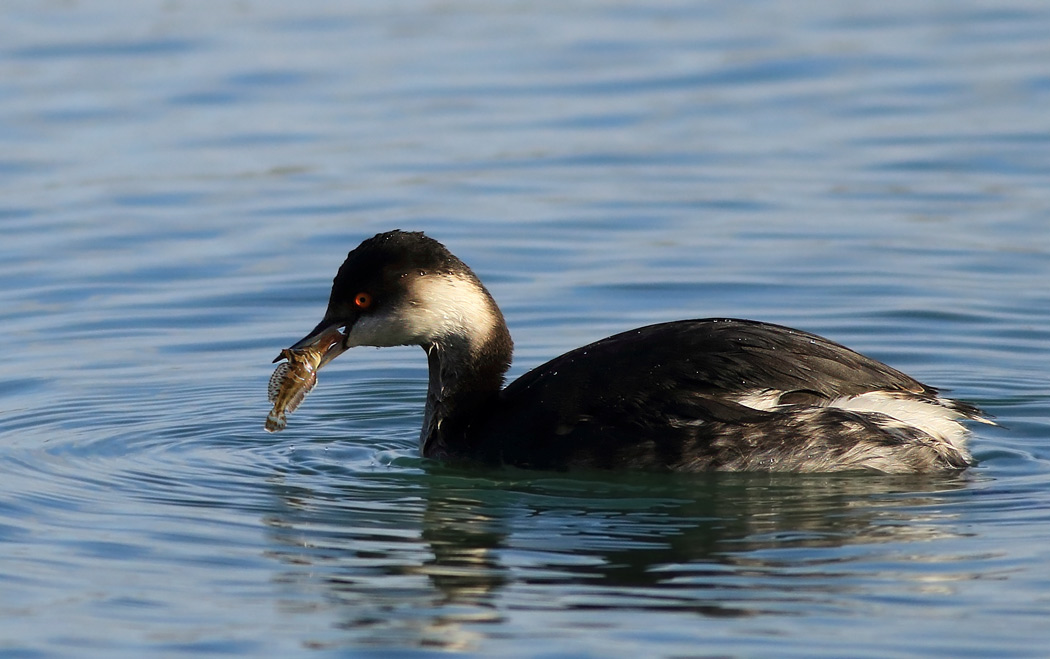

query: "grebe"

left=274, top=230, right=989, bottom=473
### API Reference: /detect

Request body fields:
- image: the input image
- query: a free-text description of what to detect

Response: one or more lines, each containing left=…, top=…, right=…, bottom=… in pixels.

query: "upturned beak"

left=273, top=320, right=349, bottom=368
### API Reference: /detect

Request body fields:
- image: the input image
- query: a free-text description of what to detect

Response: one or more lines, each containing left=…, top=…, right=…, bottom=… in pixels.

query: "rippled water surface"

left=3, top=1, right=1050, bottom=656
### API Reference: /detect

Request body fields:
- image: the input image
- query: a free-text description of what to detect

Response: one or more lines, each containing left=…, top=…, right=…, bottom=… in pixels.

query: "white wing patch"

left=829, top=391, right=971, bottom=453
left=732, top=388, right=972, bottom=453
left=731, top=389, right=786, bottom=412
left=727, top=388, right=979, bottom=472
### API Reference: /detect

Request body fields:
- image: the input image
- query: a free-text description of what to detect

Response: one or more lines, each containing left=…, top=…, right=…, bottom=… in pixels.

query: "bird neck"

left=420, top=323, right=512, bottom=459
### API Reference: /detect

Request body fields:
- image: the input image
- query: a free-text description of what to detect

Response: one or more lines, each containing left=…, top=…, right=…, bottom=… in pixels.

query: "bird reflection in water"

left=262, top=469, right=973, bottom=651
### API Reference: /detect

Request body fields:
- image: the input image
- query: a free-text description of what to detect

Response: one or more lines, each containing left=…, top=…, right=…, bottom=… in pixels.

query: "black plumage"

left=274, top=231, right=987, bottom=473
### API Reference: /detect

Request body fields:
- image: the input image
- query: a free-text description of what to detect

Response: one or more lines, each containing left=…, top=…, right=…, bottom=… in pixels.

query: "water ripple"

left=2, top=0, right=1050, bottom=656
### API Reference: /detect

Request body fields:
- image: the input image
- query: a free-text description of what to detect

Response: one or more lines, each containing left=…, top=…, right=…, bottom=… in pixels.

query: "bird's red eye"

left=354, top=292, right=373, bottom=309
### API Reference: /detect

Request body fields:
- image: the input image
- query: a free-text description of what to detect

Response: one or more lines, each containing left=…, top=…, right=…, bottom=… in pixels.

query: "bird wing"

left=484, top=319, right=947, bottom=468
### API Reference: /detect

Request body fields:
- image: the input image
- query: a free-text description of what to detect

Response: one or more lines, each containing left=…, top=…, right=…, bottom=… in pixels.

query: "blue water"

left=3, top=1, right=1050, bottom=656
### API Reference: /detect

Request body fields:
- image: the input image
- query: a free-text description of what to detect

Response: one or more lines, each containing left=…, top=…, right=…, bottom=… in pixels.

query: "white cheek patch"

left=410, top=275, right=498, bottom=348
left=344, top=274, right=498, bottom=351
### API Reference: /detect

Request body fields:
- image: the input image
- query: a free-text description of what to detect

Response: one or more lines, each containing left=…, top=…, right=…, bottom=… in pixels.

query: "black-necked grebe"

left=271, top=230, right=989, bottom=473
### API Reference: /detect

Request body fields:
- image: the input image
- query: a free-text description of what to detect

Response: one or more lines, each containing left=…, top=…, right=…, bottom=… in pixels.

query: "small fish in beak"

left=264, top=324, right=347, bottom=432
